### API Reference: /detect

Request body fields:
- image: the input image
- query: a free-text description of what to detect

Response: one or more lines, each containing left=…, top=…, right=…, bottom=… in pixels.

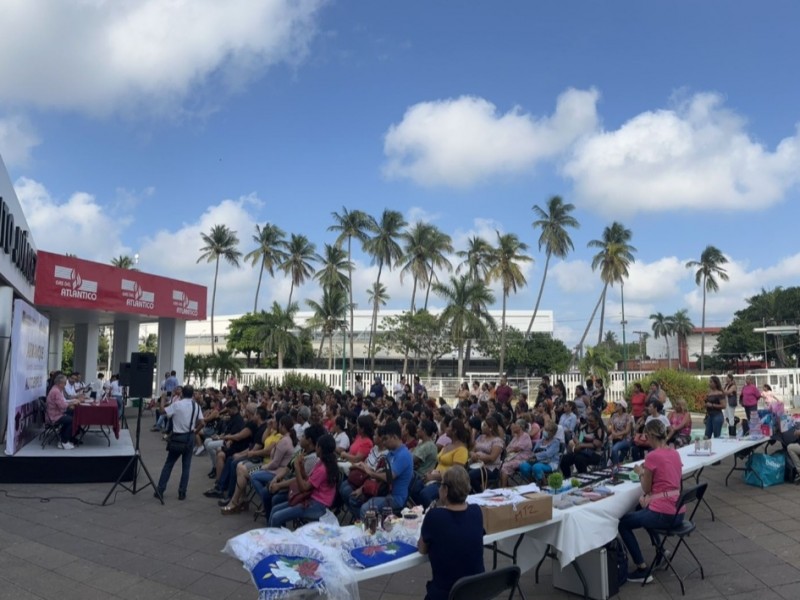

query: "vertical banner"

left=4, top=299, right=48, bottom=455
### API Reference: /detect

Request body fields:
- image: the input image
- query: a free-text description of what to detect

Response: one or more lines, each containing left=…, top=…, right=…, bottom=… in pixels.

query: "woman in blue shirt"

left=418, top=465, right=484, bottom=600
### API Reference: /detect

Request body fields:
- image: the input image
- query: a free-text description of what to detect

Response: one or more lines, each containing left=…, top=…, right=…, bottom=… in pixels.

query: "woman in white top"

left=109, top=374, right=123, bottom=419
left=333, top=416, right=351, bottom=451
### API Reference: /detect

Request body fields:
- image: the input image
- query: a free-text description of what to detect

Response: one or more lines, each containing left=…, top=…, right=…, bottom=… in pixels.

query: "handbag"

left=165, top=402, right=197, bottom=454
left=288, top=478, right=313, bottom=507
left=348, top=467, right=369, bottom=488
left=360, top=456, right=392, bottom=498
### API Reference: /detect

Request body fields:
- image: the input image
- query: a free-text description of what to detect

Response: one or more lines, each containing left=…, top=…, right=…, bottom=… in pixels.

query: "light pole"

left=620, top=282, right=628, bottom=388
left=633, top=331, right=647, bottom=371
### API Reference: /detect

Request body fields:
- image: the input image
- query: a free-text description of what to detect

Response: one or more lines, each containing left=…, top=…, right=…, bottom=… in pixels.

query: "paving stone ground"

left=1, top=408, right=799, bottom=599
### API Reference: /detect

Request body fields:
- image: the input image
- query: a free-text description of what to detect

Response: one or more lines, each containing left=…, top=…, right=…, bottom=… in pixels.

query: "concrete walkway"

left=1, top=410, right=799, bottom=600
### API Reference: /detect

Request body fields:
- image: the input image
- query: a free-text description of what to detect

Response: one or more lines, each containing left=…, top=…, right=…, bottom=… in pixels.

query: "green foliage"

left=227, top=313, right=265, bottom=366
left=580, top=345, right=616, bottom=381
left=625, top=369, right=708, bottom=412
left=547, top=472, right=564, bottom=491
left=139, top=333, right=158, bottom=354
left=478, top=328, right=571, bottom=376
left=375, top=310, right=455, bottom=374
left=61, top=339, right=74, bottom=372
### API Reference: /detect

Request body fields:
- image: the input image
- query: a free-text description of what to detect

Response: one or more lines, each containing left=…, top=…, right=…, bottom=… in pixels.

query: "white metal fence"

left=200, top=367, right=800, bottom=409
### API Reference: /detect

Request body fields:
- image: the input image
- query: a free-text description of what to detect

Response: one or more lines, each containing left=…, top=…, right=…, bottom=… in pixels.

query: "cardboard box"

left=478, top=492, right=553, bottom=534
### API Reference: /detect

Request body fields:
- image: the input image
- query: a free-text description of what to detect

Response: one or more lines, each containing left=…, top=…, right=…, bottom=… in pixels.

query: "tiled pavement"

left=1, top=411, right=799, bottom=600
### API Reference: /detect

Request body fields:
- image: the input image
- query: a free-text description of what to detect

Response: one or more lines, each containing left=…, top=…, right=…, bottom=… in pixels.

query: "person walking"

left=155, top=385, right=204, bottom=501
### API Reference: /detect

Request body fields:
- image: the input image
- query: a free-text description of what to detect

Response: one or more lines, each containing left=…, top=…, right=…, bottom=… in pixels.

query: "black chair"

left=449, top=565, right=521, bottom=600
left=38, top=397, right=61, bottom=449
left=642, top=482, right=708, bottom=596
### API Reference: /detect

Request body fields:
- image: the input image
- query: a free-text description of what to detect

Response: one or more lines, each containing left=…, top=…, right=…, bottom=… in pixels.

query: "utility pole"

left=633, top=331, right=647, bottom=371
left=621, top=282, right=628, bottom=388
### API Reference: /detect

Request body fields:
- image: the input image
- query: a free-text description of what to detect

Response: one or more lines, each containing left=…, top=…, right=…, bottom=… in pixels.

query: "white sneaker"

left=59, top=442, right=75, bottom=450
left=194, top=446, right=205, bottom=456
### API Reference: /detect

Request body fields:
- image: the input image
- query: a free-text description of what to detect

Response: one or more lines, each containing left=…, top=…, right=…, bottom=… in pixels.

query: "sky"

left=1, top=0, right=799, bottom=357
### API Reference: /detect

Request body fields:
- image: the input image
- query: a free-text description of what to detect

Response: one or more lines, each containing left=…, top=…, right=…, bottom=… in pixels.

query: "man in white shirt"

left=393, top=376, right=406, bottom=399
left=155, top=386, right=204, bottom=501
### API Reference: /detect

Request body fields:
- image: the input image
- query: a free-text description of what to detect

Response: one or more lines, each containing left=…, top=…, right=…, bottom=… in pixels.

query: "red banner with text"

left=34, top=251, right=207, bottom=320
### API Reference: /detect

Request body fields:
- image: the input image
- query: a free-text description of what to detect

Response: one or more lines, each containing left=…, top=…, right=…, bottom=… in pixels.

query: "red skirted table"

left=72, top=401, right=120, bottom=446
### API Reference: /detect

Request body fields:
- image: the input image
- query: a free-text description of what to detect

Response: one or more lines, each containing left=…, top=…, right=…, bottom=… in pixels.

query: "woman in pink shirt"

left=618, top=420, right=684, bottom=583
left=268, top=434, right=338, bottom=527
left=740, top=375, right=761, bottom=434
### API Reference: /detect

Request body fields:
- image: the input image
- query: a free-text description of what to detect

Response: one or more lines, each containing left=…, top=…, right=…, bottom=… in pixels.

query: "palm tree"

left=686, top=245, right=729, bottom=373
left=670, top=309, right=695, bottom=370
left=650, top=312, right=675, bottom=369
left=588, top=222, right=636, bottom=346
left=329, top=207, right=372, bottom=385
left=306, top=286, right=348, bottom=369
left=111, top=255, right=136, bottom=269
left=487, top=232, right=532, bottom=374
left=183, top=352, right=201, bottom=385
left=526, top=196, right=579, bottom=336
left=197, top=224, right=242, bottom=353
left=422, top=226, right=454, bottom=311
left=314, top=243, right=351, bottom=292
left=456, top=236, right=495, bottom=372
left=400, top=223, right=435, bottom=315
left=244, top=223, right=287, bottom=313
left=260, top=302, right=300, bottom=369
left=279, top=233, right=317, bottom=309
left=209, top=350, right=242, bottom=388
left=364, top=209, right=407, bottom=373
left=366, top=282, right=390, bottom=369
left=580, top=345, right=616, bottom=382
left=433, top=275, right=496, bottom=378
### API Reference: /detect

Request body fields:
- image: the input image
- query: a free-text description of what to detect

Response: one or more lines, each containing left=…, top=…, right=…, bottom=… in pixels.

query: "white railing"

left=195, top=367, right=800, bottom=409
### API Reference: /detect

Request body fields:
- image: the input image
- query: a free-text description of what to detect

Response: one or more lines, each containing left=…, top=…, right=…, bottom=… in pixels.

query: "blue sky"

left=1, top=0, right=799, bottom=354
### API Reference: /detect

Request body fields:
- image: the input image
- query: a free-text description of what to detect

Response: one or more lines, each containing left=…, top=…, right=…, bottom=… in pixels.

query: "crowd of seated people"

left=165, top=375, right=686, bottom=531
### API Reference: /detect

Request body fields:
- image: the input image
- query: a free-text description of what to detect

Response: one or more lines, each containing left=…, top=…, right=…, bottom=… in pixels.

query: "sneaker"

left=627, top=568, right=653, bottom=584
left=58, top=441, right=75, bottom=450
left=207, top=469, right=217, bottom=479
left=653, top=549, right=671, bottom=570
left=203, top=487, right=223, bottom=498
left=194, top=446, right=205, bottom=456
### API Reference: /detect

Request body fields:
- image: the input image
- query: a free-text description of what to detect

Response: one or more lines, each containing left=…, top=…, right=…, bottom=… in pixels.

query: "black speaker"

left=118, top=362, right=132, bottom=386
left=129, top=352, right=156, bottom=398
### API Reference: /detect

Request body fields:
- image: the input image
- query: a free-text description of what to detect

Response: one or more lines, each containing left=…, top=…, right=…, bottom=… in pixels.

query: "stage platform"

left=0, top=427, right=136, bottom=484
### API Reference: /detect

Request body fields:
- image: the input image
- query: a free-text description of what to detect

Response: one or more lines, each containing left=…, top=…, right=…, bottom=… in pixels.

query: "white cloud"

left=14, top=176, right=129, bottom=260
left=565, top=93, right=800, bottom=214
left=624, top=257, right=689, bottom=302
left=0, top=115, right=39, bottom=167
left=383, top=88, right=599, bottom=187
left=0, top=0, right=325, bottom=116
left=551, top=260, right=595, bottom=294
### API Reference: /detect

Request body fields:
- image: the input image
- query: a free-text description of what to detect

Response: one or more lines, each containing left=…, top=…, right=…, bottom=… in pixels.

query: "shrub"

left=547, top=472, right=564, bottom=491
left=624, top=369, right=708, bottom=412
left=247, top=373, right=331, bottom=395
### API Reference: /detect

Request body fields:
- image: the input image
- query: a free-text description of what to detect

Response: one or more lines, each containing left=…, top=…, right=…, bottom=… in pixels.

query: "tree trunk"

left=403, top=277, right=418, bottom=375
left=369, top=262, right=384, bottom=375
left=287, top=280, right=295, bottom=311
left=464, top=339, right=473, bottom=374
left=211, top=257, right=219, bottom=353
left=253, top=257, right=265, bottom=313
left=423, top=264, right=435, bottom=311
left=700, top=278, right=707, bottom=373
left=575, top=284, right=607, bottom=360
left=347, top=236, right=355, bottom=391
left=597, top=285, right=607, bottom=346
left=666, top=336, right=671, bottom=370
left=499, top=290, right=508, bottom=374
left=526, top=251, right=551, bottom=336
left=278, top=348, right=284, bottom=369
left=457, top=343, right=464, bottom=378
left=328, top=332, right=334, bottom=370
left=317, top=333, right=325, bottom=368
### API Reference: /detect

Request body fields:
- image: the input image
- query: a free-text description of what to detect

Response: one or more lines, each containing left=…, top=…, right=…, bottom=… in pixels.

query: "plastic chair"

left=448, top=565, right=521, bottom=600
left=643, top=482, right=708, bottom=596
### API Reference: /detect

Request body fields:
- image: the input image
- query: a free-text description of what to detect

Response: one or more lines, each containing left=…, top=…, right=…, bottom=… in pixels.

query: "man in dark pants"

left=156, top=385, right=204, bottom=500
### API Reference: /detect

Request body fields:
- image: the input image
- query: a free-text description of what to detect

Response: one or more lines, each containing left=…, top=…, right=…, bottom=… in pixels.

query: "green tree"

left=138, top=333, right=158, bottom=354
left=686, top=245, right=729, bottom=373
left=314, top=243, right=351, bottom=292
left=365, top=281, right=390, bottom=364
left=456, top=236, right=495, bottom=373
left=61, top=330, right=74, bottom=373
left=577, top=223, right=636, bottom=356
left=244, top=223, right=287, bottom=313
left=670, top=309, right=695, bottom=369
left=526, top=196, right=579, bottom=336
left=259, top=302, right=300, bottom=369
left=580, top=345, right=616, bottom=382
left=209, top=350, right=242, bottom=387
left=328, top=207, right=372, bottom=384
left=111, top=255, right=136, bottom=269
left=375, top=310, right=455, bottom=375
left=487, top=232, right=532, bottom=374
left=306, top=286, right=348, bottom=369
left=433, top=274, right=496, bottom=377
left=478, top=328, right=571, bottom=376
left=226, top=313, right=264, bottom=366
left=364, top=209, right=407, bottom=373
left=422, top=226, right=454, bottom=311
left=197, top=224, right=242, bottom=353
left=650, top=312, right=675, bottom=369
left=280, top=233, right=317, bottom=309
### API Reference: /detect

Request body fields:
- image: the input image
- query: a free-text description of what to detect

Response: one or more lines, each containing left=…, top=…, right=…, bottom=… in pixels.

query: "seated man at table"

left=347, top=419, right=413, bottom=519
left=46, top=374, right=82, bottom=449
left=418, top=465, right=484, bottom=600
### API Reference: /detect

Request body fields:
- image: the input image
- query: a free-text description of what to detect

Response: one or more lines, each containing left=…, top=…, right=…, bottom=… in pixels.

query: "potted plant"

left=547, top=472, right=564, bottom=494
left=570, top=477, right=580, bottom=489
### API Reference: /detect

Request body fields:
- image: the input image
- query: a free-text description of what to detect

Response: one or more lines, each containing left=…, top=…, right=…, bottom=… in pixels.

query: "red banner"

left=34, top=251, right=207, bottom=320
